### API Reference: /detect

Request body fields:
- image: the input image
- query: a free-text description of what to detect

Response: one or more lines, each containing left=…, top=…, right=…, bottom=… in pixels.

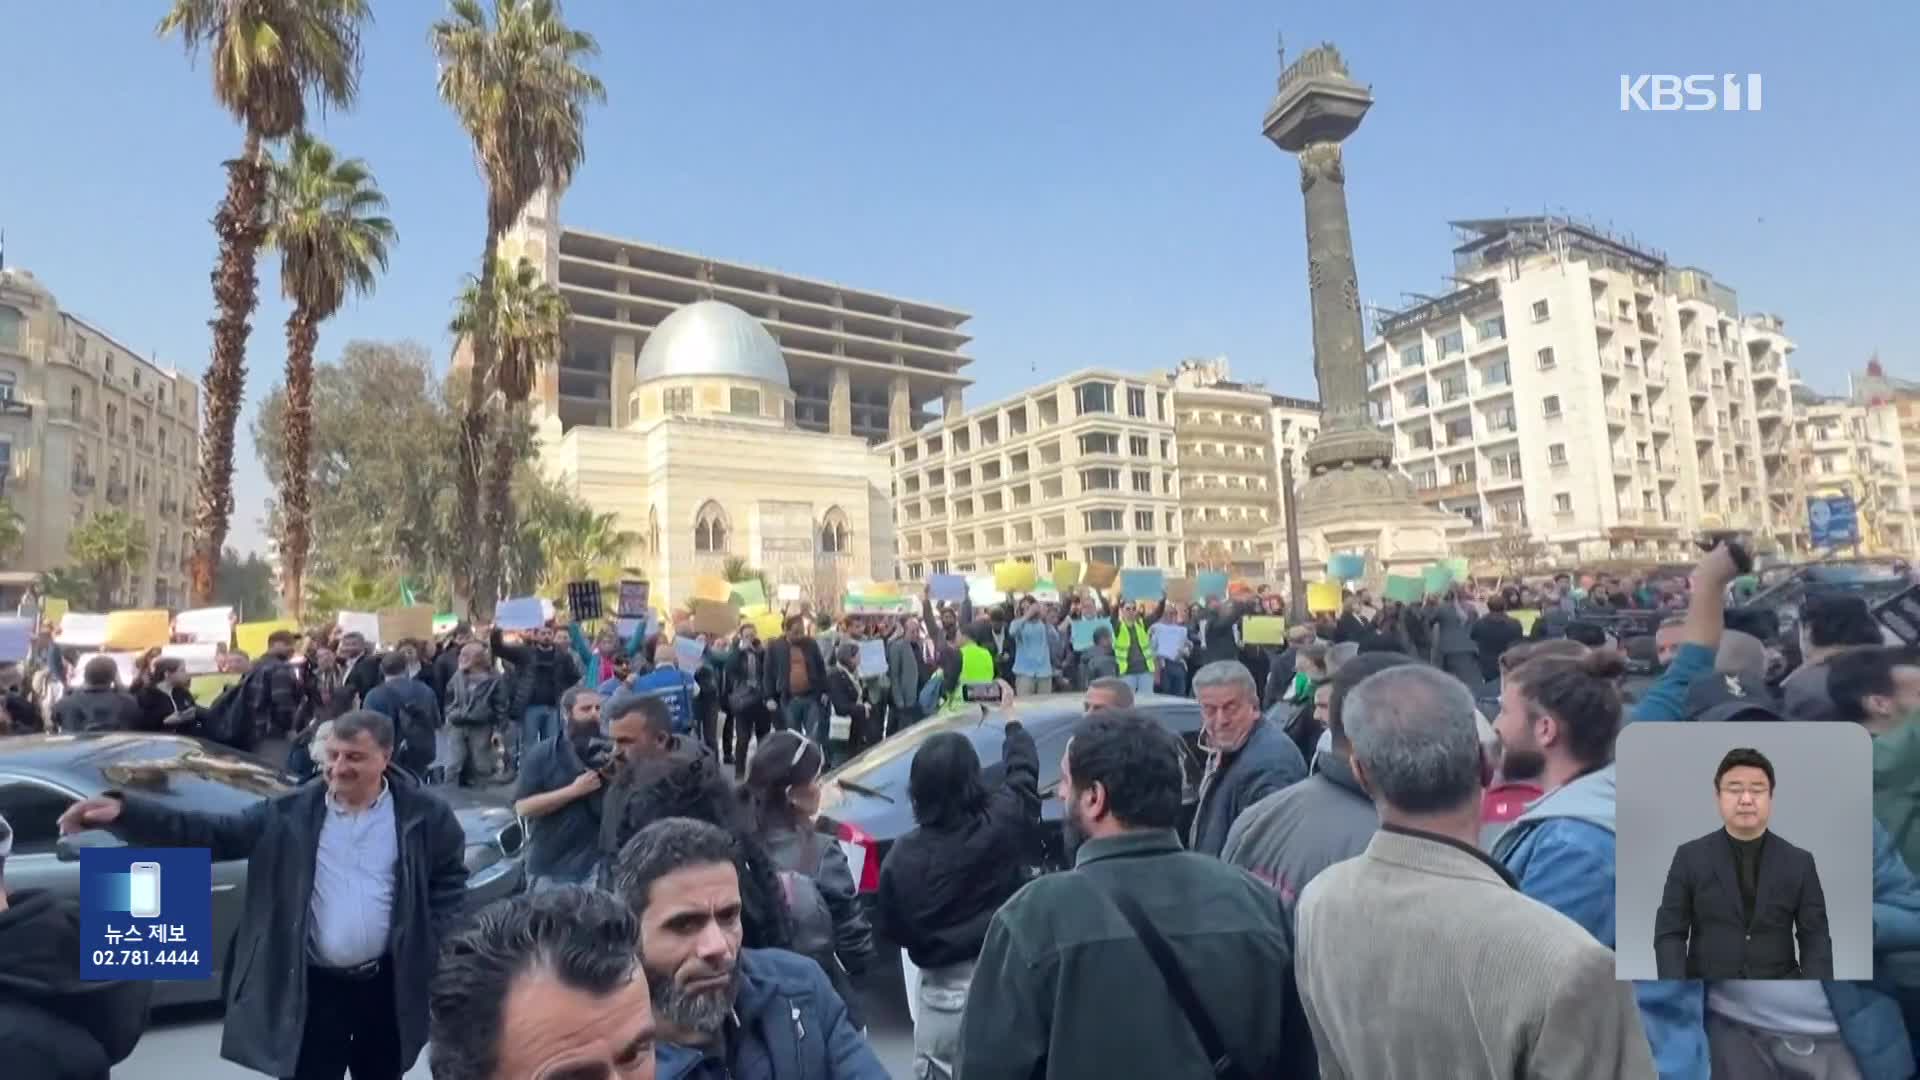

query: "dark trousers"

left=847, top=703, right=882, bottom=759
left=288, top=958, right=403, bottom=1080
left=887, top=702, right=920, bottom=738
left=731, top=703, right=772, bottom=777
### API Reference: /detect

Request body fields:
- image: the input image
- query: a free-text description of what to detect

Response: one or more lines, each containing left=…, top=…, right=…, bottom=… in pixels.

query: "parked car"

left=817, top=693, right=1205, bottom=894
left=0, top=732, right=527, bottom=1008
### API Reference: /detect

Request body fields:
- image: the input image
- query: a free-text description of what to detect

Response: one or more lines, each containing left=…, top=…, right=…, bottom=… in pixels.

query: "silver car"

left=0, top=732, right=528, bottom=1007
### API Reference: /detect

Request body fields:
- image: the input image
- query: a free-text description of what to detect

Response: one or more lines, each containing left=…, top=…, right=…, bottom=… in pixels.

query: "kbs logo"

left=1619, top=74, right=1763, bottom=112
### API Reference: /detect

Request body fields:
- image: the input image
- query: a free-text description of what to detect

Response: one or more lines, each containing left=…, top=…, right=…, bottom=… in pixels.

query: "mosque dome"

left=633, top=299, right=790, bottom=390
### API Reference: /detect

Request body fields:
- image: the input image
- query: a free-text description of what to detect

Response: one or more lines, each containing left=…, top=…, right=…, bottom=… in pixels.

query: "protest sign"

left=234, top=619, right=298, bottom=658
left=993, top=561, right=1037, bottom=594
left=673, top=636, right=706, bottom=673
left=378, top=606, right=435, bottom=645
left=173, top=606, right=234, bottom=645
left=729, top=578, right=768, bottom=610
left=1422, top=565, right=1455, bottom=595
left=103, top=610, right=171, bottom=651
left=1083, top=562, right=1119, bottom=590
left=1164, top=577, right=1196, bottom=606
left=857, top=639, right=887, bottom=678
left=1243, top=616, right=1287, bottom=645
left=494, top=597, right=545, bottom=631
left=0, top=617, right=31, bottom=663
left=1306, top=582, right=1343, bottom=614
left=1071, top=618, right=1104, bottom=651
left=1384, top=575, right=1424, bottom=603
left=335, top=610, right=381, bottom=645
left=160, top=642, right=221, bottom=675
left=566, top=581, right=603, bottom=621
left=692, top=576, right=732, bottom=603
left=1121, top=569, right=1165, bottom=602
left=776, top=583, right=803, bottom=603
left=928, top=574, right=967, bottom=603
left=1195, top=572, right=1229, bottom=602
left=1327, top=553, right=1367, bottom=582
left=1053, top=561, right=1083, bottom=589
left=617, top=580, right=652, bottom=618
left=690, top=599, right=739, bottom=637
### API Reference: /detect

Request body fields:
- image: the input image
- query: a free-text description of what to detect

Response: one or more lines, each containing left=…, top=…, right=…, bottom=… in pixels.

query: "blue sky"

left=4, top=1, right=1914, bottom=555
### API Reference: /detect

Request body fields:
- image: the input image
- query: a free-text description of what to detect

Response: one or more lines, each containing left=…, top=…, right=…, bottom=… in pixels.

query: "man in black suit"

left=1654, top=746, right=1832, bottom=979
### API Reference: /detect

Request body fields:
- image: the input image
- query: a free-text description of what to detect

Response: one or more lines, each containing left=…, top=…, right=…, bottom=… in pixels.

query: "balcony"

left=1756, top=394, right=1786, bottom=418
left=1638, top=314, right=1660, bottom=337
left=71, top=470, right=97, bottom=494
left=1688, top=379, right=1710, bottom=399
left=1644, top=365, right=1667, bottom=386
left=1598, top=355, right=1621, bottom=375
left=1657, top=461, right=1680, bottom=479
left=0, top=398, right=32, bottom=420
left=1417, top=479, right=1479, bottom=504
left=1483, top=469, right=1524, bottom=491
left=1612, top=455, right=1634, bottom=475
left=1605, top=407, right=1627, bottom=427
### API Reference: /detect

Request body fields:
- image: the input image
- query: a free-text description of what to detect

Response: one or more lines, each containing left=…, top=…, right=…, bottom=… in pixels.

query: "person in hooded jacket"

left=876, top=683, right=1038, bottom=1080
left=0, top=812, right=153, bottom=1079
left=737, top=731, right=876, bottom=1030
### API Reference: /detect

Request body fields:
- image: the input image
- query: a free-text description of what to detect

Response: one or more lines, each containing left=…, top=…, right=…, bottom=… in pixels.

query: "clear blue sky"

left=4, top=0, right=1914, bottom=555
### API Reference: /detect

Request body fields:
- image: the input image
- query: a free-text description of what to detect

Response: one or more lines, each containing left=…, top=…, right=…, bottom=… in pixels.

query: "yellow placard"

left=235, top=619, right=299, bottom=658
left=1243, top=616, right=1287, bottom=645
left=690, top=598, right=739, bottom=637
left=1053, top=561, right=1083, bottom=589
left=1083, top=562, right=1119, bottom=590
left=1512, top=609, right=1541, bottom=634
left=749, top=611, right=785, bottom=641
left=994, top=561, right=1038, bottom=594
left=103, top=609, right=172, bottom=651
left=866, top=581, right=902, bottom=597
left=41, top=597, right=69, bottom=629
left=1306, top=582, right=1344, bottom=614
left=692, top=576, right=732, bottom=603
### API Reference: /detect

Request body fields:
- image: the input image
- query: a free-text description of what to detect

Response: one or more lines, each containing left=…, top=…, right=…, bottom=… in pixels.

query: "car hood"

left=453, top=804, right=520, bottom=844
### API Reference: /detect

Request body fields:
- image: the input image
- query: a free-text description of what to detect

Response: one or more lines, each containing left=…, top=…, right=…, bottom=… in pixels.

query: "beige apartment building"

left=1782, top=382, right=1917, bottom=556
left=496, top=189, right=973, bottom=443
left=0, top=268, right=201, bottom=607
left=1364, top=216, right=1791, bottom=566
left=1166, top=357, right=1320, bottom=577
left=886, top=369, right=1185, bottom=581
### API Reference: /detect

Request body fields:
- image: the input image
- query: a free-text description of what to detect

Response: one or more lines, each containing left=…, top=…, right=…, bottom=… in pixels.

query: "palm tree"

left=263, top=132, right=395, bottom=622
left=0, top=500, right=24, bottom=568
left=159, top=0, right=371, bottom=605
left=452, top=256, right=569, bottom=609
left=529, top=500, right=637, bottom=598
left=432, top=0, right=603, bottom=616
left=305, top=568, right=405, bottom=628
left=68, top=509, right=151, bottom=610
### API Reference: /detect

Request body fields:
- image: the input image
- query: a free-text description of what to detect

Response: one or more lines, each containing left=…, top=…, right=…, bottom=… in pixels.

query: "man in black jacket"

left=766, top=615, right=829, bottom=743
left=1654, top=746, right=1832, bottom=979
left=50, top=655, right=141, bottom=733
left=490, top=624, right=582, bottom=770
left=252, top=630, right=306, bottom=740
left=0, top=812, right=153, bottom=1079
left=57, top=709, right=469, bottom=1079
left=337, top=631, right=383, bottom=716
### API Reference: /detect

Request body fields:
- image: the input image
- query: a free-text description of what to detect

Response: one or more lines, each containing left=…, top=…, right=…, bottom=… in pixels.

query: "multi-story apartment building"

left=1166, top=357, right=1319, bottom=577
left=496, top=189, right=974, bottom=442
left=0, top=268, right=202, bottom=607
left=1781, top=382, right=1917, bottom=556
left=1854, top=363, right=1920, bottom=558
left=886, top=369, right=1184, bottom=582
left=1364, top=217, right=1791, bottom=566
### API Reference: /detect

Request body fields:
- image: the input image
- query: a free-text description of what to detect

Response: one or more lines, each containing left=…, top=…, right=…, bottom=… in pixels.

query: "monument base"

left=1290, top=462, right=1462, bottom=580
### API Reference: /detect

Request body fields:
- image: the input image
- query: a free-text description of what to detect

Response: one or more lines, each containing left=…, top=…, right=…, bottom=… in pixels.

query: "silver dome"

left=633, top=300, right=790, bottom=389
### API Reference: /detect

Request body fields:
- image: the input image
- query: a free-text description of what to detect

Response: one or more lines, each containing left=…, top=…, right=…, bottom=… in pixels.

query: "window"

left=0, top=373, right=13, bottom=403
left=819, top=508, right=849, bottom=554
left=1487, top=406, right=1516, bottom=432
left=1484, top=360, right=1510, bottom=387
left=1490, top=453, right=1522, bottom=479
left=0, top=306, right=22, bottom=350
left=1083, top=509, right=1125, bottom=532
left=1127, top=387, right=1148, bottom=418
left=1134, top=510, right=1154, bottom=532
left=1536, top=347, right=1556, bottom=370
left=1156, top=393, right=1167, bottom=420
left=1129, top=435, right=1150, bottom=457
left=0, top=781, right=75, bottom=856
left=1079, top=468, right=1121, bottom=491
left=1475, top=315, right=1506, bottom=342
left=1436, top=330, right=1464, bottom=358
left=0, top=441, right=10, bottom=495
left=69, top=386, right=82, bottom=417
left=1449, top=462, right=1475, bottom=485
left=1399, top=343, right=1426, bottom=369
left=1531, top=300, right=1551, bottom=322
left=1554, top=493, right=1573, bottom=513
left=1542, top=396, right=1562, bottom=418
left=692, top=502, right=730, bottom=554
left=1547, top=443, right=1565, bottom=466
left=106, top=403, right=118, bottom=433
left=1074, top=382, right=1115, bottom=415
left=1087, top=544, right=1125, bottom=568
left=1444, top=417, right=1473, bottom=443
left=1405, top=385, right=1429, bottom=409
left=1135, top=545, right=1158, bottom=567
left=1131, top=469, right=1152, bottom=493
left=1410, top=430, right=1434, bottom=451
left=1078, top=432, right=1119, bottom=456
left=663, top=387, right=693, bottom=413
left=729, top=388, right=761, bottom=417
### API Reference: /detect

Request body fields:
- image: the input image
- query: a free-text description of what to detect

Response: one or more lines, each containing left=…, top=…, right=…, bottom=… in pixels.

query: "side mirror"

left=55, top=829, right=125, bottom=862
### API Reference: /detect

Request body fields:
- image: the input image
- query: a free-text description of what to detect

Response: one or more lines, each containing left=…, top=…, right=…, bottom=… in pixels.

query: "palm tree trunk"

left=188, top=127, right=270, bottom=605
left=280, top=306, right=319, bottom=622
left=483, top=401, right=522, bottom=600
left=453, top=224, right=503, bottom=617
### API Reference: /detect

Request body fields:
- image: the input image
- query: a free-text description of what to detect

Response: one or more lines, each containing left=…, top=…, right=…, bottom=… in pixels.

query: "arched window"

left=819, top=506, right=849, bottom=554
left=69, top=386, right=83, bottom=416
left=0, top=305, right=21, bottom=350
left=693, top=501, right=730, bottom=554
left=646, top=505, right=661, bottom=556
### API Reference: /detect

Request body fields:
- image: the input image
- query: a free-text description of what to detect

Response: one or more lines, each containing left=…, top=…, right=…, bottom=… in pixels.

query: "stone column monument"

left=1263, top=42, right=1454, bottom=579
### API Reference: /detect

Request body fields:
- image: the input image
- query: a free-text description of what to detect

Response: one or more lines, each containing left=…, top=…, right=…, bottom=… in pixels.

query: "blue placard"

left=1808, top=495, right=1860, bottom=548
left=79, top=848, right=213, bottom=981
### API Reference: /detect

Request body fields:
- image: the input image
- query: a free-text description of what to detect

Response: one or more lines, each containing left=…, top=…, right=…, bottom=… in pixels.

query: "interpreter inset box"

left=1614, top=721, right=1872, bottom=981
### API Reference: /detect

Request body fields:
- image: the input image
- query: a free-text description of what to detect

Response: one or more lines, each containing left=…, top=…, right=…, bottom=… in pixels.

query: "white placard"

left=160, top=641, right=221, bottom=675
left=173, top=606, right=234, bottom=645
left=495, top=597, right=545, bottom=631
left=57, top=613, right=109, bottom=648
left=68, top=651, right=138, bottom=689
left=0, top=617, right=32, bottom=663
left=335, top=610, right=381, bottom=645
left=777, top=583, right=803, bottom=603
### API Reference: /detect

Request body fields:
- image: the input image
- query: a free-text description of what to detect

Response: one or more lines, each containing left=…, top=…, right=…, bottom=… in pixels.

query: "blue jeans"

left=524, top=704, right=560, bottom=746
left=1158, top=660, right=1190, bottom=697
left=1124, top=672, right=1154, bottom=697
left=783, top=696, right=827, bottom=746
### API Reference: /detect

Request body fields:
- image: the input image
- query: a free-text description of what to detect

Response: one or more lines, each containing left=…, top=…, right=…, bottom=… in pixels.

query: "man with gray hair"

left=1083, top=675, right=1134, bottom=713
left=1187, top=660, right=1307, bottom=857
left=1293, top=666, right=1655, bottom=1079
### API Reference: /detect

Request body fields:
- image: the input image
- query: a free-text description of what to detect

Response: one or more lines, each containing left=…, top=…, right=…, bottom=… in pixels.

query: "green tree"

left=524, top=491, right=637, bottom=600
left=432, top=0, right=603, bottom=617
left=264, top=132, right=395, bottom=620
left=304, top=568, right=404, bottom=628
left=453, top=256, right=569, bottom=606
left=68, top=509, right=150, bottom=610
left=214, top=548, right=280, bottom=621
left=0, top=500, right=24, bottom=568
left=158, top=0, right=372, bottom=605
left=36, top=567, right=97, bottom=607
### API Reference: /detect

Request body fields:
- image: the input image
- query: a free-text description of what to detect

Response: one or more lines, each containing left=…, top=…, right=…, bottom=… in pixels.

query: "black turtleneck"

left=1726, top=830, right=1766, bottom=925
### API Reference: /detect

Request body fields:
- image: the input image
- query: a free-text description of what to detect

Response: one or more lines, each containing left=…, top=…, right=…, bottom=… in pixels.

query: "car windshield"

left=66, top=737, right=288, bottom=815
left=828, top=698, right=1087, bottom=797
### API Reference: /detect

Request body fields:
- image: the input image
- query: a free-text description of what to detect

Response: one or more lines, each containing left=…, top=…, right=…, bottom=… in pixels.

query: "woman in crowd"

left=875, top=684, right=1039, bottom=1080
left=738, top=731, right=877, bottom=1029
left=130, top=654, right=198, bottom=735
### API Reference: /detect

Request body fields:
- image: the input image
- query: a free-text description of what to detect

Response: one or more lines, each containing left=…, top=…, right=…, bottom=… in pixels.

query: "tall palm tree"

left=159, top=0, right=370, bottom=605
left=68, top=509, right=151, bottom=610
left=263, top=132, right=395, bottom=621
left=432, top=0, right=603, bottom=616
left=453, top=257, right=569, bottom=601
left=530, top=500, right=637, bottom=598
left=305, top=568, right=405, bottom=628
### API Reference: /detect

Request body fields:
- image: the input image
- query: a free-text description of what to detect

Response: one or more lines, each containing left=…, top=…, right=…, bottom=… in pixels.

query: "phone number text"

left=90, top=949, right=201, bottom=966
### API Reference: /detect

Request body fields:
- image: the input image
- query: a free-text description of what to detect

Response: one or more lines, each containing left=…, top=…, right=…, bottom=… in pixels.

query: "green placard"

left=1422, top=565, right=1455, bottom=595
left=1384, top=575, right=1424, bottom=603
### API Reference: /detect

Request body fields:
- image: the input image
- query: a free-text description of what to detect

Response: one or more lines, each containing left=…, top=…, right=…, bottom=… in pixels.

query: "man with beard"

left=611, top=817, right=887, bottom=1079
left=1221, top=652, right=1416, bottom=923
left=513, top=687, right=609, bottom=890
left=597, top=695, right=714, bottom=885
left=337, top=631, right=383, bottom=715
left=428, top=886, right=658, bottom=1080
left=959, top=709, right=1308, bottom=1080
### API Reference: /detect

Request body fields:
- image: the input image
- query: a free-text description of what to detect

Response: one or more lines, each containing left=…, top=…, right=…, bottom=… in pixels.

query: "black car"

left=817, top=693, right=1205, bottom=895
left=0, top=733, right=528, bottom=1007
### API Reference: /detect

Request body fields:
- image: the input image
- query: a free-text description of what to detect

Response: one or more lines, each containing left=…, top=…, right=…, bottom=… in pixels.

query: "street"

left=125, top=963, right=920, bottom=1077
